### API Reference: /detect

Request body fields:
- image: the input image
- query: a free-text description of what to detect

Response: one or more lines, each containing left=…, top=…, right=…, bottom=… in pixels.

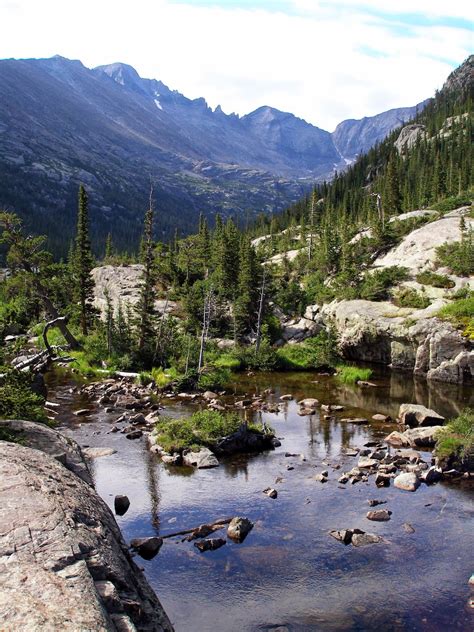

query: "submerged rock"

left=367, top=499, right=387, bottom=507
left=194, top=538, right=226, bottom=552
left=82, top=447, right=117, bottom=459
left=227, top=517, right=254, bottom=543
left=298, top=398, right=319, bottom=409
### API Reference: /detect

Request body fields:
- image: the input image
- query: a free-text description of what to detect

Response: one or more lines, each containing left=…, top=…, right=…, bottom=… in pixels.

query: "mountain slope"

left=332, top=101, right=429, bottom=162
left=0, top=55, right=428, bottom=255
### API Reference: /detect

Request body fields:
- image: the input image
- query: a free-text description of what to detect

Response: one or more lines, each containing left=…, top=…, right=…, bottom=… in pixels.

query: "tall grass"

left=336, top=365, right=373, bottom=384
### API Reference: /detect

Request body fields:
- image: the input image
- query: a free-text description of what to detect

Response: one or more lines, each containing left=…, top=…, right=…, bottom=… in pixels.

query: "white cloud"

left=0, top=0, right=471, bottom=130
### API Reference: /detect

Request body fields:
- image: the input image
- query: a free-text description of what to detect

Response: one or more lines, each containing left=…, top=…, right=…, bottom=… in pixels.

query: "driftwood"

left=12, top=317, right=72, bottom=374
left=160, top=517, right=232, bottom=540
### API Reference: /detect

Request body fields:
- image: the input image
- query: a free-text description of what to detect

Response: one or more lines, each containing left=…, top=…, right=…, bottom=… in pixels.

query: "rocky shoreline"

left=0, top=419, right=174, bottom=632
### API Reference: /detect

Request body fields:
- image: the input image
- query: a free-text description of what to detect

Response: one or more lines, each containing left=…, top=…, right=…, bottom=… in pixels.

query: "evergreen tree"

left=105, top=233, right=113, bottom=260
left=137, top=201, right=157, bottom=359
left=74, top=185, right=95, bottom=335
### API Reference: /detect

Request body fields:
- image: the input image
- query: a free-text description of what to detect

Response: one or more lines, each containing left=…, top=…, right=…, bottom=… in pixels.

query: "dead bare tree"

left=255, top=265, right=266, bottom=355
left=198, top=287, right=214, bottom=371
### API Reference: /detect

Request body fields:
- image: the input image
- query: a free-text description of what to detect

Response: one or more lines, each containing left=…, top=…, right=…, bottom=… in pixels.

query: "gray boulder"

left=394, top=472, right=421, bottom=492
left=227, top=517, right=254, bottom=543
left=183, top=447, right=219, bottom=469
left=399, top=404, right=445, bottom=428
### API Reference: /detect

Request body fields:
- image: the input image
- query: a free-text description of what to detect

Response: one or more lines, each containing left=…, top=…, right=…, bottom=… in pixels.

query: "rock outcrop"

left=316, top=299, right=473, bottom=383
left=372, top=207, right=474, bottom=274
left=92, top=265, right=176, bottom=318
left=0, top=430, right=173, bottom=631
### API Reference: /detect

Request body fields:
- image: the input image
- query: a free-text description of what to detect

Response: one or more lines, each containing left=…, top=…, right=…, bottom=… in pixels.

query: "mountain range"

left=0, top=55, right=426, bottom=254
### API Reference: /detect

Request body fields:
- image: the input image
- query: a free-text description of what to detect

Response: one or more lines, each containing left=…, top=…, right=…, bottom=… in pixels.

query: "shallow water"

left=50, top=369, right=474, bottom=632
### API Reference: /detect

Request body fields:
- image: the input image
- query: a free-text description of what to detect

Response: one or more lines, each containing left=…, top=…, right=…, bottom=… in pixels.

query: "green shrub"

left=0, top=367, right=48, bottom=423
left=393, top=287, right=431, bottom=309
left=438, top=296, right=474, bottom=340
left=154, top=410, right=263, bottom=453
left=359, top=266, right=410, bottom=301
left=336, top=365, right=373, bottom=384
left=233, top=341, right=278, bottom=371
left=436, top=233, right=474, bottom=276
left=435, top=408, right=474, bottom=463
left=276, top=331, right=339, bottom=370
left=415, top=271, right=455, bottom=288
left=198, top=366, right=231, bottom=390
left=431, top=195, right=472, bottom=213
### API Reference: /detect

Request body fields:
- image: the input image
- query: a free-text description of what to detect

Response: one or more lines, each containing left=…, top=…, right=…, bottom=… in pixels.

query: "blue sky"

left=1, top=0, right=472, bottom=129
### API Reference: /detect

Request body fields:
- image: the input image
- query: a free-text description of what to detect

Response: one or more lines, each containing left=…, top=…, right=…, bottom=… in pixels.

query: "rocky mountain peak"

left=442, top=55, right=474, bottom=95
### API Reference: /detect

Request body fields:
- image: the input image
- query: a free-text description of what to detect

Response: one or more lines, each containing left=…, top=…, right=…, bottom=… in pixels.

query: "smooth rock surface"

left=394, top=472, right=421, bottom=492
left=0, top=441, right=173, bottom=631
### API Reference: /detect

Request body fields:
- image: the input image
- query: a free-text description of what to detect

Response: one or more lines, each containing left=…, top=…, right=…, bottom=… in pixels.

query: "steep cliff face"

left=0, top=422, right=174, bottom=631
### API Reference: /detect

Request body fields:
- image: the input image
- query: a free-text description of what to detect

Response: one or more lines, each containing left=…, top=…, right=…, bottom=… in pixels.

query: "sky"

left=0, top=0, right=472, bottom=130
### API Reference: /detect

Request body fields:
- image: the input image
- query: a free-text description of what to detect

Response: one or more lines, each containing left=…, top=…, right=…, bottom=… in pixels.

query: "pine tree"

left=137, top=201, right=157, bottom=358
left=74, top=185, right=95, bottom=335
left=105, top=233, right=113, bottom=260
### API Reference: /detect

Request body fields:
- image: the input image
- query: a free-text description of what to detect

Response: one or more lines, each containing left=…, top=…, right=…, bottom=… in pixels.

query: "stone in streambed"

left=351, top=533, right=383, bottom=547
left=194, top=538, right=226, bottom=552
left=183, top=447, right=219, bottom=469
left=130, top=536, right=163, bottom=560
left=367, top=499, right=387, bottom=507
left=263, top=487, right=278, bottom=499
left=114, top=494, right=130, bottom=516
left=399, top=404, right=445, bottom=428
left=421, top=466, right=442, bottom=485
left=375, top=473, right=391, bottom=487
left=366, top=509, right=392, bottom=521
left=227, top=517, right=254, bottom=543
left=394, top=472, right=420, bottom=492
left=82, top=447, right=117, bottom=459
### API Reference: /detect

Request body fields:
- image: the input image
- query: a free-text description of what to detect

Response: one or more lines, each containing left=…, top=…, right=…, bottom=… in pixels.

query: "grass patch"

left=436, top=235, right=474, bottom=276
left=415, top=271, right=455, bottom=288
left=154, top=410, right=264, bottom=453
left=435, top=408, right=474, bottom=463
left=336, top=365, right=373, bottom=384
left=214, top=353, right=242, bottom=371
left=437, top=296, right=474, bottom=340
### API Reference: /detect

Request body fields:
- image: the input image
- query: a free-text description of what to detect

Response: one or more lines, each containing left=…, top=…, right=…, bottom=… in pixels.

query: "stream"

left=47, top=368, right=474, bottom=632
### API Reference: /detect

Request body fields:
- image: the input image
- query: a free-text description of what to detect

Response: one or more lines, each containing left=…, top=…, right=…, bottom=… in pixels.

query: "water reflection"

left=49, top=368, right=474, bottom=632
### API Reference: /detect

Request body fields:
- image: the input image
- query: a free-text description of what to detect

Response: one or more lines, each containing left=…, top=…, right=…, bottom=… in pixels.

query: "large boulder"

left=0, top=441, right=173, bottom=631
left=399, top=404, right=445, bottom=428
left=92, top=265, right=176, bottom=318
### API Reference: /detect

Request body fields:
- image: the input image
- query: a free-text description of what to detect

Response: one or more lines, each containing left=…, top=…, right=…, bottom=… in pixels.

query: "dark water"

left=50, top=369, right=474, bottom=632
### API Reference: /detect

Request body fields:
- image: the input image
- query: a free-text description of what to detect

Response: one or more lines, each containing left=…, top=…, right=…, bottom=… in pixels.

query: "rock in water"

left=367, top=499, right=387, bottom=507
left=398, top=404, right=445, bottom=427
left=421, top=466, right=443, bottom=485
left=227, top=517, right=254, bottom=543
left=279, top=394, right=293, bottom=401
left=366, top=509, right=392, bottom=521
left=351, top=533, right=383, bottom=547
left=82, top=447, right=117, bottom=459
left=183, top=447, right=219, bottom=468
left=298, top=398, right=319, bottom=409
left=375, top=473, right=391, bottom=487
left=394, top=472, right=420, bottom=492
left=114, top=494, right=130, bottom=516
left=194, top=538, right=226, bottom=552
left=263, top=487, right=278, bottom=499
left=130, top=536, right=163, bottom=560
